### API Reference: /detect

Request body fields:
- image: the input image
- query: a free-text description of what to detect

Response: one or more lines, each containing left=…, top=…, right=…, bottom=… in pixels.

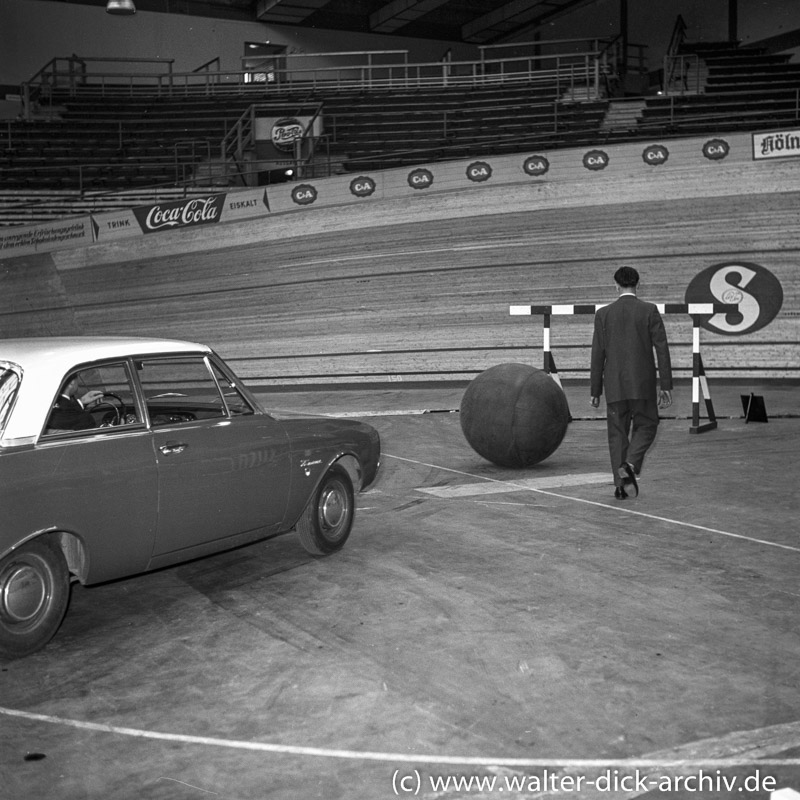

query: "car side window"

left=0, top=366, right=21, bottom=436
left=44, top=362, right=139, bottom=435
left=137, top=356, right=226, bottom=427
left=209, top=361, right=255, bottom=416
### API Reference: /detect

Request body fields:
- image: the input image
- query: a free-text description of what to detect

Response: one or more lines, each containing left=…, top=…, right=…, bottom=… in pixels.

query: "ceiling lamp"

left=106, top=0, right=136, bottom=15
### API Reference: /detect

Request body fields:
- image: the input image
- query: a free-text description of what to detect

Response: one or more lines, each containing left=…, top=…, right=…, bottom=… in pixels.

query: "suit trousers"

left=605, top=398, right=660, bottom=484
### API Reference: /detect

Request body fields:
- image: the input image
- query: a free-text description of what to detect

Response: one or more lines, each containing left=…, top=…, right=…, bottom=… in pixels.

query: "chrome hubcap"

left=2, top=564, right=48, bottom=623
left=320, top=486, right=345, bottom=529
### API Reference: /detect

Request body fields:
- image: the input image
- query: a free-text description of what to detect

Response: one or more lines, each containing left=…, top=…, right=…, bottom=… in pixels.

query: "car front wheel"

left=0, top=538, right=70, bottom=659
left=296, top=464, right=355, bottom=556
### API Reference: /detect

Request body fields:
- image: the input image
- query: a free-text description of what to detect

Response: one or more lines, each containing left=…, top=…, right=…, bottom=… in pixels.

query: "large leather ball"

left=460, top=363, right=570, bottom=468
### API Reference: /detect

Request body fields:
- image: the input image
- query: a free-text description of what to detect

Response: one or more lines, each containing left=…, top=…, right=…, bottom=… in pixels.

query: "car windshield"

left=0, top=365, right=21, bottom=436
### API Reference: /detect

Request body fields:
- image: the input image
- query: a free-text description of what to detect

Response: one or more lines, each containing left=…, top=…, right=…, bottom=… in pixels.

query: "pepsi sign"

left=272, top=117, right=304, bottom=153
left=685, top=262, right=783, bottom=335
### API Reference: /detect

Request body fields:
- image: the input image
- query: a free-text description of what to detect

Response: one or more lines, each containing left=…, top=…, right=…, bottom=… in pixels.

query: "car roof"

left=1, top=336, right=210, bottom=366
left=1, top=336, right=212, bottom=445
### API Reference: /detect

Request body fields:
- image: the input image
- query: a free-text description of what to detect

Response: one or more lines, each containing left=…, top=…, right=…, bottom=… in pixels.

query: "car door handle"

left=159, top=441, right=188, bottom=456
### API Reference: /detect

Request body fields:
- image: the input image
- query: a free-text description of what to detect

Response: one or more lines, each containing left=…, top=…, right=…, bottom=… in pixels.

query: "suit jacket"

left=590, top=294, right=672, bottom=403
left=48, top=395, right=96, bottom=430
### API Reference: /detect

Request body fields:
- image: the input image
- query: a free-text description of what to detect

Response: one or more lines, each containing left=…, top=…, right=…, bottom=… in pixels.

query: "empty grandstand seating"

left=1, top=93, right=255, bottom=192
left=0, top=80, right=610, bottom=222
left=324, top=85, right=608, bottom=170
left=639, top=43, right=800, bottom=135
left=3, top=40, right=800, bottom=225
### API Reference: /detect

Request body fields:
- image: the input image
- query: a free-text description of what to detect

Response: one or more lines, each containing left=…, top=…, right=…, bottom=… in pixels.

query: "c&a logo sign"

left=642, top=144, right=669, bottom=165
left=685, top=262, right=783, bottom=335
left=523, top=155, right=549, bottom=177
left=350, top=176, right=376, bottom=197
left=408, top=168, right=434, bottom=190
left=291, top=183, right=317, bottom=206
left=703, top=138, right=730, bottom=160
left=583, top=149, right=608, bottom=171
left=466, top=161, right=492, bottom=182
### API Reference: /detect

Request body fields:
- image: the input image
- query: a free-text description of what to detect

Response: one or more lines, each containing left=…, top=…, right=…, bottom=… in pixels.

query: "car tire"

left=296, top=464, right=355, bottom=556
left=0, top=538, right=70, bottom=659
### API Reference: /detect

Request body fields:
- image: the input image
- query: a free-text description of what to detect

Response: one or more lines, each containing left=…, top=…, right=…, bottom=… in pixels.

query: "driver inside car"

left=48, top=375, right=104, bottom=431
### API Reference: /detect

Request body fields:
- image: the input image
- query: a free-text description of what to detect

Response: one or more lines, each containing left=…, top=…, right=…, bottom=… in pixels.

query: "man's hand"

left=80, top=390, right=104, bottom=407
left=658, top=389, right=672, bottom=408
left=590, top=396, right=600, bottom=408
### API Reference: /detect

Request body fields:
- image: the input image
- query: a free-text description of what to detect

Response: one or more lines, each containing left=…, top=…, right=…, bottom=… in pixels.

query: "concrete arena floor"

left=1, top=381, right=798, bottom=800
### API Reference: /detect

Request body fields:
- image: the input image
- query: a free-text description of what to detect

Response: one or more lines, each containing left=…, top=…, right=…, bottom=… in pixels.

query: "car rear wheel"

left=0, top=539, right=70, bottom=659
left=296, top=464, right=355, bottom=556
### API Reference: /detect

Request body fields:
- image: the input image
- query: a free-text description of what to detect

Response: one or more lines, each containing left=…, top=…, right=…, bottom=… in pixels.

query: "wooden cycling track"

left=2, top=140, right=798, bottom=383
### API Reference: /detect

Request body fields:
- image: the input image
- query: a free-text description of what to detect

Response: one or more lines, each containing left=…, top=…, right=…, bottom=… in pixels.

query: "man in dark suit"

left=48, top=375, right=103, bottom=431
left=590, top=266, right=673, bottom=498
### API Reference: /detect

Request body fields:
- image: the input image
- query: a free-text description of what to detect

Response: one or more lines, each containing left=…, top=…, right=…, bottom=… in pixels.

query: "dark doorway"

left=242, top=42, right=287, bottom=85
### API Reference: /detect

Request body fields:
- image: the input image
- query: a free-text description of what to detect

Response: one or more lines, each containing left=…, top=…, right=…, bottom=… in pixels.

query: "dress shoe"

left=618, top=462, right=639, bottom=497
left=614, top=485, right=627, bottom=500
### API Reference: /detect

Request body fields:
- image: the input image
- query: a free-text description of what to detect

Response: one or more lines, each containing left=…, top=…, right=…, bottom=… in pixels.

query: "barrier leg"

left=541, top=313, right=571, bottom=419
left=690, top=321, right=718, bottom=434
left=542, top=313, right=564, bottom=388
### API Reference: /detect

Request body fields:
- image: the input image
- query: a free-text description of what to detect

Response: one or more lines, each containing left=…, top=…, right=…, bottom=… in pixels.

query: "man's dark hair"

left=614, top=266, right=640, bottom=288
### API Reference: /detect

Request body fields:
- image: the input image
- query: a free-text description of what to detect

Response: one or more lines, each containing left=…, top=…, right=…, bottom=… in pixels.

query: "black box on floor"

left=741, top=393, right=768, bottom=423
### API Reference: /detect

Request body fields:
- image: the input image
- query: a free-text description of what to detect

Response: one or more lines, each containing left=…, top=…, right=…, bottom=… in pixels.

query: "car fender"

left=285, top=450, right=361, bottom=531
left=0, top=528, right=89, bottom=584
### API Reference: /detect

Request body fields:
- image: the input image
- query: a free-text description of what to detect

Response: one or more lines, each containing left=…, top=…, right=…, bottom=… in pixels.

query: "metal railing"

left=663, top=13, right=689, bottom=90
left=2, top=40, right=657, bottom=211
left=20, top=39, right=647, bottom=114
left=663, top=53, right=703, bottom=96
left=646, top=86, right=800, bottom=125
left=22, top=56, right=176, bottom=113
left=193, top=57, right=221, bottom=75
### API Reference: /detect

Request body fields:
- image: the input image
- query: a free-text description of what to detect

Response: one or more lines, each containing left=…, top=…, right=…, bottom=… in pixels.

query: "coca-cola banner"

left=92, top=190, right=269, bottom=242
left=132, top=194, right=226, bottom=234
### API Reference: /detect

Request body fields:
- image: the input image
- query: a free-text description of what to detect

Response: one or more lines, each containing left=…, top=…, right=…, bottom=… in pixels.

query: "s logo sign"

left=685, top=262, right=783, bottom=335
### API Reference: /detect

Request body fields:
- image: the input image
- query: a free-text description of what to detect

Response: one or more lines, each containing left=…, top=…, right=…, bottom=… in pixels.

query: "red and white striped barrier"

left=509, top=302, right=738, bottom=434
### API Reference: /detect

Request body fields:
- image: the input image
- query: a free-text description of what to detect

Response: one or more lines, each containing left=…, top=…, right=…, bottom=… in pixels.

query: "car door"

left=137, top=355, right=292, bottom=557
left=32, top=360, right=158, bottom=585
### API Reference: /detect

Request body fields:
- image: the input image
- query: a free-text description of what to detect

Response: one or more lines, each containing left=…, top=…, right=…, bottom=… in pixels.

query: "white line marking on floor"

left=2, top=458, right=797, bottom=774
left=322, top=408, right=440, bottom=418
left=386, top=454, right=800, bottom=554
left=276, top=408, right=448, bottom=419
left=0, top=706, right=799, bottom=767
left=418, top=472, right=611, bottom=497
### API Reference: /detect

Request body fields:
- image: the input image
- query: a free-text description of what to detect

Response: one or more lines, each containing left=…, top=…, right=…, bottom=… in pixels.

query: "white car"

left=0, top=337, right=380, bottom=658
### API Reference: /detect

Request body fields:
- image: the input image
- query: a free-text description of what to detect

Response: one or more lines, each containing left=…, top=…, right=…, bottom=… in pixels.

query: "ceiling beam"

left=369, top=0, right=450, bottom=34
left=255, top=0, right=330, bottom=25
left=463, top=0, right=597, bottom=44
